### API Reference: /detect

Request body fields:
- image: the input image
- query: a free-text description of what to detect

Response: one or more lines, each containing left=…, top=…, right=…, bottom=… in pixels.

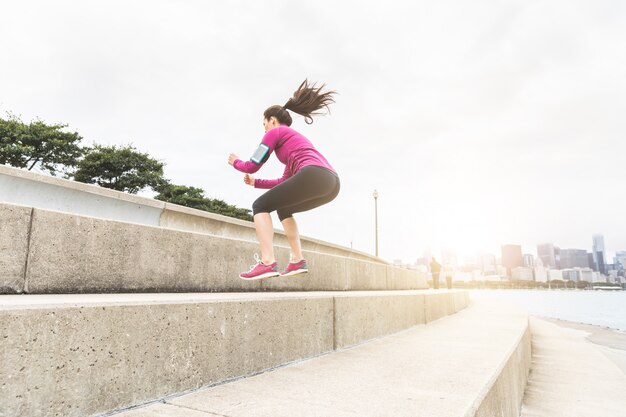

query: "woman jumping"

left=228, top=79, right=340, bottom=280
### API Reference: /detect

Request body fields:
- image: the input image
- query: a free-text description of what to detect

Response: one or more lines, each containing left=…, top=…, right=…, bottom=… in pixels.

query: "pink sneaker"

left=239, top=254, right=280, bottom=280
left=280, top=259, right=308, bottom=277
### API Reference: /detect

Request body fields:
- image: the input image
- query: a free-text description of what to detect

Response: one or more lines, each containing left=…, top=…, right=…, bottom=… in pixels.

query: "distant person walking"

left=444, top=264, right=453, bottom=289
left=228, top=80, right=340, bottom=280
left=430, top=257, right=441, bottom=289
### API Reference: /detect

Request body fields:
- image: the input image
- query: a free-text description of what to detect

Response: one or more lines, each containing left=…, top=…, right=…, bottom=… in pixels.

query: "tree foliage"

left=155, top=181, right=252, bottom=221
left=2, top=111, right=252, bottom=221
left=73, top=144, right=164, bottom=194
left=0, top=114, right=83, bottom=175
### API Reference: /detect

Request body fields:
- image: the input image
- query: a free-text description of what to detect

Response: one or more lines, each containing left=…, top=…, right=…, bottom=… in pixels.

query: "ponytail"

left=264, top=79, right=336, bottom=126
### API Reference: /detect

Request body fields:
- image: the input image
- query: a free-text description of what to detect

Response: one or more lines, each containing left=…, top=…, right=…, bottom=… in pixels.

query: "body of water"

left=470, top=289, right=626, bottom=332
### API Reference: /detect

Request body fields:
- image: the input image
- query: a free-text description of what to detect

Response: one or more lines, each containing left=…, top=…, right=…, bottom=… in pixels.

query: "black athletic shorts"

left=252, top=165, right=340, bottom=221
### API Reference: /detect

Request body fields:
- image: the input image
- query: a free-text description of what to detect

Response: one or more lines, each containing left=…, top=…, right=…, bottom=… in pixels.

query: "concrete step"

left=521, top=317, right=626, bottom=417
left=0, top=202, right=427, bottom=294
left=0, top=290, right=468, bottom=417
left=110, top=298, right=530, bottom=417
left=0, top=164, right=380, bottom=263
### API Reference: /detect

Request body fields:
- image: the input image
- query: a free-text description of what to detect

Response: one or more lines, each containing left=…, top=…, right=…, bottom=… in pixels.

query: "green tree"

left=206, top=197, right=253, bottom=221
left=155, top=181, right=252, bottom=221
left=154, top=182, right=209, bottom=210
left=73, top=144, right=164, bottom=193
left=0, top=114, right=83, bottom=175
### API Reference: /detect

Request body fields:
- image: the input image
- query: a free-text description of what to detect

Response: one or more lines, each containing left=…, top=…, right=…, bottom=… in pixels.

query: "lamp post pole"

left=373, top=189, right=379, bottom=257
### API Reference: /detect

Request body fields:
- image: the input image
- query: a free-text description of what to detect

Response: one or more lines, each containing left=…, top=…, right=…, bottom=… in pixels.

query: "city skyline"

left=417, top=232, right=623, bottom=270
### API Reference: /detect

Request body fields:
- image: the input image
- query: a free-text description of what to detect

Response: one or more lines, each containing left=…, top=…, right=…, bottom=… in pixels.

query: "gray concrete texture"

left=333, top=292, right=426, bottom=349
left=0, top=203, right=31, bottom=293
left=0, top=165, right=380, bottom=263
left=24, top=207, right=264, bottom=293
left=0, top=290, right=468, bottom=417
left=111, top=298, right=529, bottom=417
left=521, top=317, right=626, bottom=417
left=160, top=203, right=377, bottom=262
left=0, top=165, right=164, bottom=226
left=0, top=295, right=334, bottom=417
left=0, top=202, right=427, bottom=293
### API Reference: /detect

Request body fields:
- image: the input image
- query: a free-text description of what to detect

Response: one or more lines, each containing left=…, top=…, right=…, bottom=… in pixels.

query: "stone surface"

left=386, top=265, right=427, bottom=290
left=520, top=317, right=626, bottom=417
left=0, top=164, right=382, bottom=264
left=113, top=298, right=529, bottom=417
left=20, top=207, right=426, bottom=293
left=0, top=293, right=334, bottom=417
left=424, top=291, right=452, bottom=322
left=119, top=403, right=211, bottom=417
left=0, top=166, right=164, bottom=227
left=160, top=203, right=379, bottom=264
left=345, top=257, right=390, bottom=290
left=0, top=203, right=32, bottom=293
left=333, top=292, right=426, bottom=349
left=25, top=208, right=264, bottom=293
left=260, top=251, right=349, bottom=292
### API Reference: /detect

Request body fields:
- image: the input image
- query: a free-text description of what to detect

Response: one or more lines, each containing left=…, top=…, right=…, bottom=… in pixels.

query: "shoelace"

left=248, top=253, right=263, bottom=271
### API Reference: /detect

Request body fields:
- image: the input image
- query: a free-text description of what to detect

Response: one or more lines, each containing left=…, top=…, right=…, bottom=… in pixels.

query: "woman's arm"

left=232, top=127, right=282, bottom=174
left=253, top=166, right=291, bottom=189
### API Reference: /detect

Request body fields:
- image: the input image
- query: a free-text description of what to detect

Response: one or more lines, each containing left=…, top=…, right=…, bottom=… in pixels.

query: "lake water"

left=469, top=289, right=626, bottom=332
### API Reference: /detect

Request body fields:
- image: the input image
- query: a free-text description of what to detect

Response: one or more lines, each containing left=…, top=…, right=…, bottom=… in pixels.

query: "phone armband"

left=250, top=143, right=270, bottom=164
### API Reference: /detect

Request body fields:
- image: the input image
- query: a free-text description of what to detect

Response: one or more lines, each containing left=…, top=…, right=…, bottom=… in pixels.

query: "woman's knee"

left=252, top=197, right=272, bottom=215
left=277, top=210, right=293, bottom=222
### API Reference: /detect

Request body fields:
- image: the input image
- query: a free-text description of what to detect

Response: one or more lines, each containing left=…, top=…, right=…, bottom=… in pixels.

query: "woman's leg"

left=254, top=212, right=276, bottom=264
left=281, top=217, right=303, bottom=262
left=252, top=166, right=339, bottom=265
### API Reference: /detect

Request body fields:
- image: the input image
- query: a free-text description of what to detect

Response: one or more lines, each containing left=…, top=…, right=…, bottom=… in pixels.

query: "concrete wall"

left=0, top=290, right=469, bottom=417
left=0, top=165, right=379, bottom=263
left=0, top=204, right=32, bottom=293
left=0, top=202, right=428, bottom=294
left=472, top=323, right=531, bottom=417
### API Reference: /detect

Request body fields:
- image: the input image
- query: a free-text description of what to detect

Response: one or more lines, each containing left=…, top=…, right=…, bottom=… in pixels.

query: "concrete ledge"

left=333, top=293, right=426, bottom=349
left=473, top=325, right=531, bottom=417
left=109, top=298, right=529, bottom=417
left=0, top=202, right=427, bottom=293
left=0, top=165, right=380, bottom=263
left=0, top=290, right=468, bottom=417
left=0, top=204, right=32, bottom=293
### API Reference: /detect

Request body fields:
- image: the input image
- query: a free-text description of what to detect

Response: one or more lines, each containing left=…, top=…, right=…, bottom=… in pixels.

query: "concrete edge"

left=5, top=202, right=423, bottom=293
left=0, top=164, right=165, bottom=209
left=1, top=290, right=468, bottom=417
left=464, top=312, right=531, bottom=417
left=1, top=166, right=385, bottom=263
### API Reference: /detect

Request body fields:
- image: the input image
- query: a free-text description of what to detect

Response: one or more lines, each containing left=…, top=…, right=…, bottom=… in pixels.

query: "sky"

left=1, top=0, right=624, bottom=263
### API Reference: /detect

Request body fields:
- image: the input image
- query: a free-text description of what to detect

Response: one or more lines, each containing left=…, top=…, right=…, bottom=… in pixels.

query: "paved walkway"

left=111, top=300, right=528, bottom=417
left=521, top=317, right=626, bottom=417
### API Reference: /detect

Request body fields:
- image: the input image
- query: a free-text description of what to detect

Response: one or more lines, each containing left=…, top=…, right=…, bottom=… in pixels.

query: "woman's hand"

left=244, top=174, right=255, bottom=187
left=228, top=153, right=239, bottom=166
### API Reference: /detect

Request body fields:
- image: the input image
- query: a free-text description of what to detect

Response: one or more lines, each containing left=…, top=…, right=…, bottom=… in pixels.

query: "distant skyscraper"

left=502, top=245, right=523, bottom=277
left=537, top=243, right=557, bottom=269
left=523, top=254, right=535, bottom=268
left=615, top=251, right=626, bottom=271
left=480, top=253, right=497, bottom=275
left=592, top=234, right=607, bottom=274
left=554, top=246, right=561, bottom=269
left=560, top=249, right=590, bottom=269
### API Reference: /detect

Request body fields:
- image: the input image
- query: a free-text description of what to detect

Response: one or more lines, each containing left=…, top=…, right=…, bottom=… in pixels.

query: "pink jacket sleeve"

left=254, top=166, right=291, bottom=189
left=233, top=127, right=282, bottom=174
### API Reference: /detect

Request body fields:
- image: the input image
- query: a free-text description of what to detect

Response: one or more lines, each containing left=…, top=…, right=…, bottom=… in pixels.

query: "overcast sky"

left=1, top=0, right=624, bottom=263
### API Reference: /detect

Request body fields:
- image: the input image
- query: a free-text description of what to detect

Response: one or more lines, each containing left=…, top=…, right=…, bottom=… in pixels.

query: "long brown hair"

left=264, top=79, right=336, bottom=126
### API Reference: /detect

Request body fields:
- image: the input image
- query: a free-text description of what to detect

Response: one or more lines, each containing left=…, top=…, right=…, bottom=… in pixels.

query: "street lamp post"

left=373, top=189, right=379, bottom=257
